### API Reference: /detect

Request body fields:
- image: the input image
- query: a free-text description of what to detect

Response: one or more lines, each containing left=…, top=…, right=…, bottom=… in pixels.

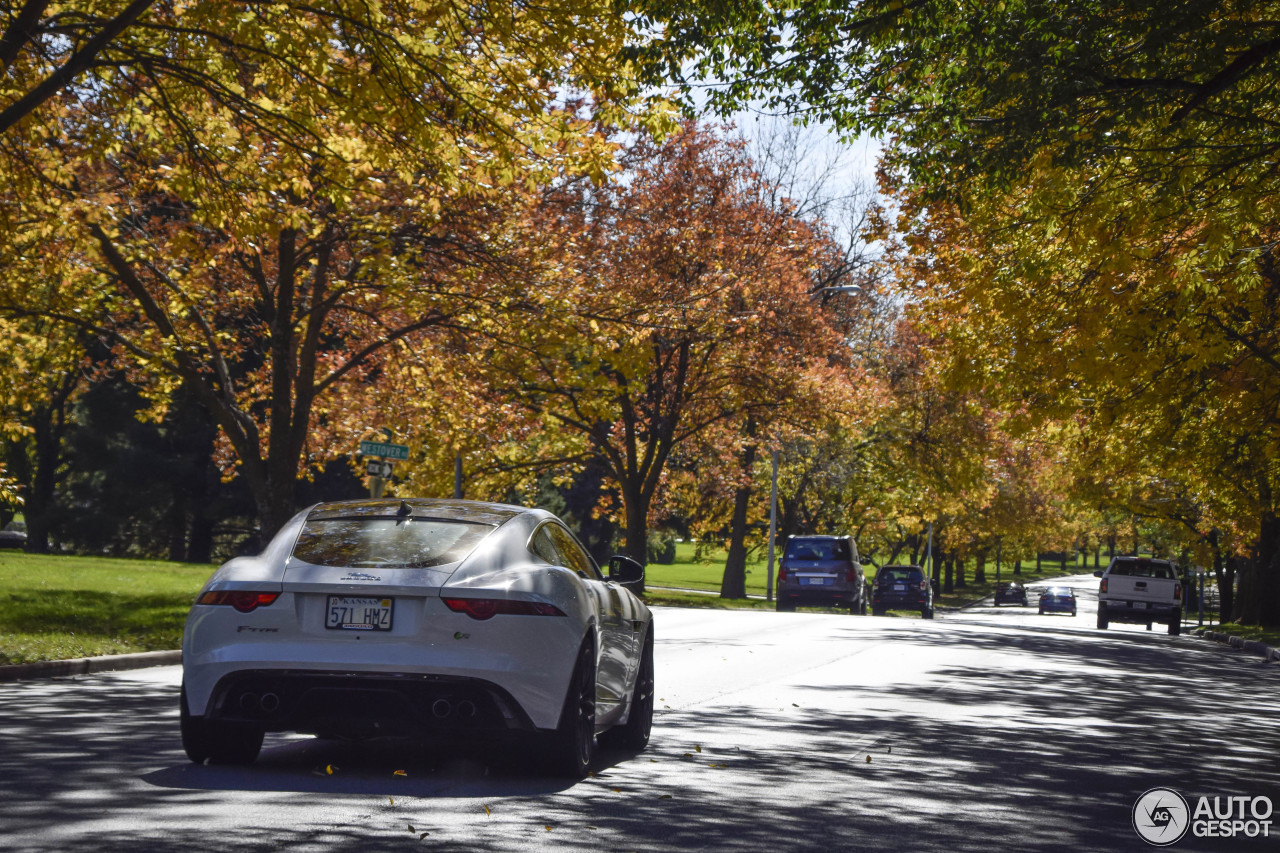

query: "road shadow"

left=2, top=618, right=1277, bottom=852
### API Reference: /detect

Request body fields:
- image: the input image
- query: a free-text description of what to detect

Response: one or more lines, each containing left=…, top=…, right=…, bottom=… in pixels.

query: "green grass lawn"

left=0, top=551, right=214, bottom=665
left=643, top=541, right=771, bottom=596
left=6, top=547, right=1266, bottom=666
left=1209, top=622, right=1280, bottom=648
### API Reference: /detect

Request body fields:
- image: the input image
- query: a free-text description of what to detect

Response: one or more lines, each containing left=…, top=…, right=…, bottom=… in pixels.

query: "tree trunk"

left=943, top=554, right=954, bottom=594
left=974, top=549, right=987, bottom=584
left=1252, top=508, right=1280, bottom=626
left=1013, top=558, right=1022, bottom=576
left=956, top=554, right=966, bottom=588
left=720, top=439, right=758, bottom=600
left=621, top=484, right=648, bottom=594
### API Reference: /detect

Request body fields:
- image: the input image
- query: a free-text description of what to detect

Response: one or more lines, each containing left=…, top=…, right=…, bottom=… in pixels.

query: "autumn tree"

left=1, top=2, right=661, bottom=536
left=633, top=1, right=1280, bottom=623
left=456, top=123, right=842, bottom=575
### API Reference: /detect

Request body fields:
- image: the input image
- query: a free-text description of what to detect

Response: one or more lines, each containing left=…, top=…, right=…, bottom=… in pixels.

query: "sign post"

left=359, top=439, right=411, bottom=499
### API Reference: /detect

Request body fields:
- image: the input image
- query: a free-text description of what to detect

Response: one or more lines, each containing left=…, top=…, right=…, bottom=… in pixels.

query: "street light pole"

left=766, top=449, right=779, bottom=602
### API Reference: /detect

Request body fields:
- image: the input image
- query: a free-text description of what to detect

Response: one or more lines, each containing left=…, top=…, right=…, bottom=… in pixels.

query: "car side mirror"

left=1093, top=570, right=1104, bottom=578
left=609, top=555, right=645, bottom=588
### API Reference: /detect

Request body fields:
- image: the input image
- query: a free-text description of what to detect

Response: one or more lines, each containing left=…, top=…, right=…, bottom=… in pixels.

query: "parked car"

left=1095, top=555, right=1182, bottom=635
left=775, top=535, right=868, bottom=614
left=180, top=498, right=653, bottom=777
left=0, top=520, right=26, bottom=549
left=870, top=565, right=934, bottom=618
left=994, top=581, right=1028, bottom=607
left=1037, top=586, right=1077, bottom=616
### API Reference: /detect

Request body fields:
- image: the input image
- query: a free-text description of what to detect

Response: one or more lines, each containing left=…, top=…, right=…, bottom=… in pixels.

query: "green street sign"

left=359, top=440, right=410, bottom=461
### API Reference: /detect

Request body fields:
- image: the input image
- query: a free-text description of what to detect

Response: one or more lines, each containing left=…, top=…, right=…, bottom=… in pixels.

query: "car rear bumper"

left=1039, top=602, right=1075, bottom=612
left=1101, top=601, right=1179, bottom=622
left=778, top=586, right=859, bottom=606
left=873, top=595, right=929, bottom=609
left=200, top=669, right=538, bottom=737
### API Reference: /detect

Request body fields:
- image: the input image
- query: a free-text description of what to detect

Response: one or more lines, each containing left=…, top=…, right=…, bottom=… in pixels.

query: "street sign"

left=359, top=440, right=410, bottom=461
left=365, top=460, right=393, bottom=478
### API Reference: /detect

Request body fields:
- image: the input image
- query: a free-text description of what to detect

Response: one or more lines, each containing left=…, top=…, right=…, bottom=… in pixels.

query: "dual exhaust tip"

left=238, top=692, right=281, bottom=714
left=432, top=698, right=477, bottom=720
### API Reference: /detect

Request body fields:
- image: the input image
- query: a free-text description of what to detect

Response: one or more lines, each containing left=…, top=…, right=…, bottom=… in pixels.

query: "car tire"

left=859, top=597, right=868, bottom=616
left=776, top=599, right=796, bottom=612
left=1097, top=605, right=1109, bottom=630
left=1168, top=612, right=1182, bottom=636
left=1038, top=607, right=1045, bottom=615
left=180, top=684, right=263, bottom=765
left=600, top=628, right=654, bottom=751
left=871, top=606, right=883, bottom=616
left=545, top=638, right=597, bottom=778
left=923, top=608, right=934, bottom=619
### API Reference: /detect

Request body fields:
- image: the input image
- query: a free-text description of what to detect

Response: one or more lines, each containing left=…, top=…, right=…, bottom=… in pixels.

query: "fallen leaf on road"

left=393, top=770, right=408, bottom=777
left=659, top=795, right=672, bottom=800
left=326, top=764, right=337, bottom=775
left=610, top=787, right=622, bottom=793
left=407, top=824, right=415, bottom=833
left=694, top=744, right=701, bottom=753
left=545, top=826, right=553, bottom=832
left=866, top=756, right=872, bottom=763
left=483, top=804, right=491, bottom=816
left=419, top=832, right=429, bottom=839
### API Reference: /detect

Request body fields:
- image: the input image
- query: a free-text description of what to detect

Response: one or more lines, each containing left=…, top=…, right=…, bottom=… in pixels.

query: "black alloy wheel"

left=546, top=639, right=597, bottom=777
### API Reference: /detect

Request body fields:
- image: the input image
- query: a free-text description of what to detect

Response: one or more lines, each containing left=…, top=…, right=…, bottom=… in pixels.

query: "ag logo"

left=1133, top=787, right=1191, bottom=846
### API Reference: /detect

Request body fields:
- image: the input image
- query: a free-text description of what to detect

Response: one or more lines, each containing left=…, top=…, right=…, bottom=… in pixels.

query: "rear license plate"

left=1132, top=602, right=1147, bottom=610
left=894, top=584, right=906, bottom=591
left=326, top=596, right=394, bottom=631
left=803, top=577, right=830, bottom=586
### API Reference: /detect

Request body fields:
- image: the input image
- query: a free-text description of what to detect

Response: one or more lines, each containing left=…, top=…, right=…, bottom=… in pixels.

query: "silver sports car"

left=181, top=498, right=653, bottom=776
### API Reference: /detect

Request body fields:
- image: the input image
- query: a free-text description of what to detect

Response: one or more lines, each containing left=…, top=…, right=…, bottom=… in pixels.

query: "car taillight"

left=777, top=566, right=788, bottom=583
left=1100, top=578, right=1108, bottom=593
left=1174, top=582, right=1182, bottom=600
left=919, top=580, right=928, bottom=592
left=846, top=568, right=859, bottom=583
left=442, top=598, right=567, bottom=621
left=197, top=590, right=280, bottom=613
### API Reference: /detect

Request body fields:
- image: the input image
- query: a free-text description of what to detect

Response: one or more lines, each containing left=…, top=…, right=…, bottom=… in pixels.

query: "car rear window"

left=785, top=539, right=850, bottom=560
left=1109, top=559, right=1175, bottom=579
left=292, top=517, right=494, bottom=569
left=879, top=568, right=921, bottom=583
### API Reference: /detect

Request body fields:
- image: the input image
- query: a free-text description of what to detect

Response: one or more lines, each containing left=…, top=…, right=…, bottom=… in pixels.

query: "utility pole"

left=766, top=449, right=779, bottom=602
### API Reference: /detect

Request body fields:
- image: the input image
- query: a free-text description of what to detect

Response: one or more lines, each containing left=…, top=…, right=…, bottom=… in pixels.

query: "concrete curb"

left=0, top=650, right=181, bottom=683
left=1193, top=628, right=1280, bottom=663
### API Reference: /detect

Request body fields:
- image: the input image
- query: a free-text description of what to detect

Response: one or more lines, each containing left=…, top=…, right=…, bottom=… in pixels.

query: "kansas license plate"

left=326, top=596, right=394, bottom=631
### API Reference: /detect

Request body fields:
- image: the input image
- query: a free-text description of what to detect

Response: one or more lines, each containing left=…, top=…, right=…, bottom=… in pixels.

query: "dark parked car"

left=994, top=581, right=1028, bottom=607
left=775, top=535, right=868, bottom=614
left=1038, top=586, right=1077, bottom=616
left=0, top=520, right=26, bottom=549
left=871, top=565, right=933, bottom=618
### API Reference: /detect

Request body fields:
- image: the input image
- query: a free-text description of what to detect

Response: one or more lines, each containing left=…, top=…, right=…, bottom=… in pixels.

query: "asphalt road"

left=2, top=574, right=1277, bottom=852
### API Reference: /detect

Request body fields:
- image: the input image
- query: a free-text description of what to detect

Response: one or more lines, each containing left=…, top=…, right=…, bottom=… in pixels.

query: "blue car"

left=1038, top=586, right=1077, bottom=616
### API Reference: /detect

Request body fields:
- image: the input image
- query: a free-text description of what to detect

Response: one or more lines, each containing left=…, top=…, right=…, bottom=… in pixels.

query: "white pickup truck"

left=1095, top=556, right=1183, bottom=635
